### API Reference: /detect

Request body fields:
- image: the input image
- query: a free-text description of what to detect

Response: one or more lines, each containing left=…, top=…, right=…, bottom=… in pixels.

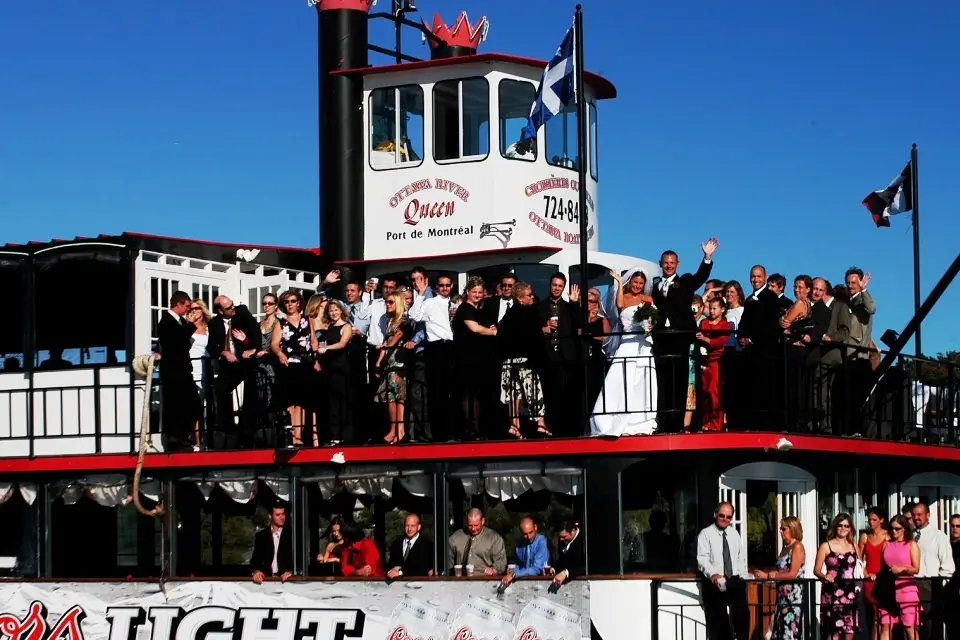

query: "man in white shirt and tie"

left=913, top=502, right=955, bottom=640
left=386, top=513, right=434, bottom=578
left=413, top=274, right=455, bottom=441
left=696, top=502, right=750, bottom=640
left=495, top=274, right=517, bottom=325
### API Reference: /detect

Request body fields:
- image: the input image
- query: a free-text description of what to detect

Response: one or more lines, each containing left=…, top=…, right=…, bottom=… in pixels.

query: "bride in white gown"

left=590, top=267, right=659, bottom=436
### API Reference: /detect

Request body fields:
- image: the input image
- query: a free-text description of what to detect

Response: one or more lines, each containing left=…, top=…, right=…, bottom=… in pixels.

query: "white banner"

left=0, top=580, right=589, bottom=640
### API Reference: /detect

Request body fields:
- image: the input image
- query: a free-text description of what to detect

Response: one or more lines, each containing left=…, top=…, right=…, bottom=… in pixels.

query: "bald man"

left=501, top=516, right=550, bottom=587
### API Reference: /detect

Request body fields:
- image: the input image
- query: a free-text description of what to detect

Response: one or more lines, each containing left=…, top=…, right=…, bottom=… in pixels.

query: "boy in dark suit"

left=386, top=513, right=434, bottom=578
left=251, top=505, right=294, bottom=584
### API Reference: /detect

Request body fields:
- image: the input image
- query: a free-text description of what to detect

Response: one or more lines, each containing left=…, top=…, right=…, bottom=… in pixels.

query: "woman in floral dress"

left=755, top=516, right=807, bottom=639
left=374, top=292, right=409, bottom=444
left=814, top=513, right=861, bottom=639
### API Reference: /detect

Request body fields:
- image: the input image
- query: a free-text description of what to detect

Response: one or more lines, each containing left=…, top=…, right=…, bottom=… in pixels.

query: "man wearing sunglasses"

left=696, top=502, right=750, bottom=640
left=208, top=295, right=261, bottom=446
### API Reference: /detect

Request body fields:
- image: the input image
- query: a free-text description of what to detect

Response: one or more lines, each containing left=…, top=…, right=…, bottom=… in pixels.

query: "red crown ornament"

left=423, top=11, right=488, bottom=52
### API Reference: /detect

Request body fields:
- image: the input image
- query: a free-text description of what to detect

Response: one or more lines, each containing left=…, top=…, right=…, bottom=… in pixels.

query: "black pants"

left=654, top=343, right=690, bottom=433
left=701, top=578, right=750, bottom=640
left=324, top=367, right=353, bottom=444
left=405, top=354, right=431, bottom=441
left=160, top=373, right=201, bottom=449
left=425, top=341, right=453, bottom=441
left=213, top=360, right=255, bottom=445
left=919, top=579, right=945, bottom=640
left=541, top=360, right=578, bottom=437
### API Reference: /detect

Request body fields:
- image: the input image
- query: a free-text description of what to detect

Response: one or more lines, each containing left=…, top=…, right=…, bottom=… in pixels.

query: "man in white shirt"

left=913, top=502, right=955, bottom=640
left=495, top=274, right=517, bottom=325
left=413, top=274, right=455, bottom=441
left=696, top=502, right=750, bottom=640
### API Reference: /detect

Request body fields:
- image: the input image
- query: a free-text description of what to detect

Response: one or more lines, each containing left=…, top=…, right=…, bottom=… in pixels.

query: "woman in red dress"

left=696, top=298, right=731, bottom=431
left=858, top=507, right=890, bottom=639
left=340, top=526, right=385, bottom=577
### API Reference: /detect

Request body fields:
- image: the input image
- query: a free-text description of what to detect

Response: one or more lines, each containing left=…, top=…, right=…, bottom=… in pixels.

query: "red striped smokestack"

left=422, top=11, right=488, bottom=60
left=316, top=0, right=373, bottom=270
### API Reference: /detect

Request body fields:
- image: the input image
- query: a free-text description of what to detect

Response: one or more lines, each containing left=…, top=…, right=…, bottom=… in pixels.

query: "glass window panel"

left=545, top=103, right=579, bottom=171
left=434, top=78, right=489, bottom=163
left=589, top=102, right=598, bottom=181
left=370, top=86, right=425, bottom=169
left=499, top=79, right=537, bottom=161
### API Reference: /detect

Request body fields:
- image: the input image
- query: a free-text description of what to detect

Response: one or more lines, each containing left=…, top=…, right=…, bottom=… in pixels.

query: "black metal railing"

left=650, top=576, right=957, bottom=640
left=0, top=328, right=957, bottom=454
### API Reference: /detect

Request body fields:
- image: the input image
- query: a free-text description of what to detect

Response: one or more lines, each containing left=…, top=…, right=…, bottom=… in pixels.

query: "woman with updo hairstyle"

left=755, top=516, right=806, bottom=639
left=453, top=276, right=497, bottom=440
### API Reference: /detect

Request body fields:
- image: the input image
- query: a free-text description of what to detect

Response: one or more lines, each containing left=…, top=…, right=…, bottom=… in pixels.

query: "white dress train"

left=589, top=304, right=658, bottom=436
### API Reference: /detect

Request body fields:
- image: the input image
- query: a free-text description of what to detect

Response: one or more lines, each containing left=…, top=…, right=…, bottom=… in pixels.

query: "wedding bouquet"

left=633, top=304, right=660, bottom=335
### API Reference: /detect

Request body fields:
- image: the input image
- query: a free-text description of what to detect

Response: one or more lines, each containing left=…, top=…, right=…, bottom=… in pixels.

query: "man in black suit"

left=537, top=273, right=582, bottom=437
left=651, top=239, right=718, bottom=433
left=551, top=520, right=585, bottom=588
left=251, top=505, right=294, bottom=584
left=386, top=513, right=435, bottom=578
left=207, top=295, right=261, bottom=445
left=156, top=291, right=202, bottom=451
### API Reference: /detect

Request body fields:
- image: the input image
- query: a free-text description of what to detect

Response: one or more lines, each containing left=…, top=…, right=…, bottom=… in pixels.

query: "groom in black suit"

left=651, top=238, right=719, bottom=433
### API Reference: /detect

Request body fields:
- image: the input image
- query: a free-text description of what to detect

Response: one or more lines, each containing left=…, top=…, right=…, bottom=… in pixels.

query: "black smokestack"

left=422, top=11, right=487, bottom=60
left=316, top=1, right=372, bottom=274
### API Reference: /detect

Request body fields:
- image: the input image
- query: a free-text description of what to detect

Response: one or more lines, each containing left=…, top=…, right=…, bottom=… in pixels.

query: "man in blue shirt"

left=500, top=517, right=550, bottom=588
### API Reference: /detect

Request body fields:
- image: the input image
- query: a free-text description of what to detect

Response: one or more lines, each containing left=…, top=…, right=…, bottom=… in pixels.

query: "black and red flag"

left=862, top=161, right=914, bottom=227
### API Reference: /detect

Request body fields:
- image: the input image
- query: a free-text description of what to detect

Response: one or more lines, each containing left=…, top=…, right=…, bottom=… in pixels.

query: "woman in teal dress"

left=755, top=516, right=807, bottom=640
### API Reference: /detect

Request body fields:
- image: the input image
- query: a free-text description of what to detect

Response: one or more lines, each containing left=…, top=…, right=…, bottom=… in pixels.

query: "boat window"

left=589, top=102, right=599, bottom=181
left=466, top=263, right=559, bottom=301
left=369, top=85, right=425, bottom=170
left=621, top=460, right=699, bottom=573
left=498, top=79, right=537, bottom=162
left=0, top=257, right=25, bottom=371
left=0, top=488, right=37, bottom=577
left=433, top=77, right=490, bottom=164
left=546, top=102, right=579, bottom=171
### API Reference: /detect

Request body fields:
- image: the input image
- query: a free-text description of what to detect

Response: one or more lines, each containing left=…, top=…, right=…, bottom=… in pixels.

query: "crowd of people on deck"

left=250, top=504, right=583, bottom=590
left=699, top=501, right=959, bottom=640
left=155, top=237, right=889, bottom=451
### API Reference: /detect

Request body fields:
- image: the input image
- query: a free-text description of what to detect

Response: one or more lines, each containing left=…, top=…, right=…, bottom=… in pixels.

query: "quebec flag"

left=521, top=25, right=576, bottom=141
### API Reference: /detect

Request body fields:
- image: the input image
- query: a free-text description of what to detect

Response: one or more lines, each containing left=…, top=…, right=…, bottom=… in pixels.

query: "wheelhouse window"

left=433, top=78, right=489, bottom=163
left=370, top=85, right=424, bottom=169
left=546, top=103, right=579, bottom=171
left=498, top=79, right=537, bottom=162
left=589, top=102, right=598, bottom=181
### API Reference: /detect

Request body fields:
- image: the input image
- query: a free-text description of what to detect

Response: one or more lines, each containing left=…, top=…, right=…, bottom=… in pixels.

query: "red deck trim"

left=0, top=433, right=955, bottom=475
left=121, top=232, right=320, bottom=255
left=329, top=52, right=617, bottom=100
left=336, top=245, right=560, bottom=266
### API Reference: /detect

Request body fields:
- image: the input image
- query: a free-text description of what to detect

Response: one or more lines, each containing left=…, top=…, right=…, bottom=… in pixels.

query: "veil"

left=602, top=266, right=655, bottom=357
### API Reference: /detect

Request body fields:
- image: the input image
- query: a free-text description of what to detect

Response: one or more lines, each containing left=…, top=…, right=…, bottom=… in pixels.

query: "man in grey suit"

left=843, top=267, right=876, bottom=435
left=812, top=278, right=851, bottom=433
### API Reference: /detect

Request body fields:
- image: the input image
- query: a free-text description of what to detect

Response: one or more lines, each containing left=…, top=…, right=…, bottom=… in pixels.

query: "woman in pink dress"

left=878, top=514, right=920, bottom=640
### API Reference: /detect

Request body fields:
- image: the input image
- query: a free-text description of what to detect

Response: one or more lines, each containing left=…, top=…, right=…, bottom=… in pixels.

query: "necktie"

left=403, top=539, right=410, bottom=559
left=225, top=318, right=234, bottom=354
left=722, top=531, right=734, bottom=577
left=348, top=304, right=356, bottom=323
left=462, top=536, right=473, bottom=566
left=915, top=529, right=922, bottom=542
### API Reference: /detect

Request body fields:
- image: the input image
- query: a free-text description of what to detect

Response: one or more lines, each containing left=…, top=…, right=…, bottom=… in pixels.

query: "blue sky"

left=1, top=1, right=957, bottom=355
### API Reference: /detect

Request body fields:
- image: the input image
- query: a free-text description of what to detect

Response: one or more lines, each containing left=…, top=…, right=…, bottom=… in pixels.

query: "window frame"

left=497, top=78, right=538, bottom=163
left=432, top=76, right=490, bottom=166
left=368, top=84, right=425, bottom=172
left=545, top=102, right=579, bottom=172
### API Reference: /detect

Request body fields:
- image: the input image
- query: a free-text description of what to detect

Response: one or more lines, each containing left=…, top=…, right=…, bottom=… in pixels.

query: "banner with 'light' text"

left=0, top=580, right=589, bottom=640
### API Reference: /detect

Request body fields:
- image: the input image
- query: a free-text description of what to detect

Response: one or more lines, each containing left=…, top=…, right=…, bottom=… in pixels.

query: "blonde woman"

left=755, top=517, right=806, bottom=639
left=374, top=292, right=409, bottom=444
left=187, top=299, right=212, bottom=450
left=305, top=294, right=328, bottom=337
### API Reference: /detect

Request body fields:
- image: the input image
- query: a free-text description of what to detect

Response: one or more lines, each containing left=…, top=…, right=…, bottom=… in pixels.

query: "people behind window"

left=448, top=508, right=507, bottom=576
left=317, top=516, right=344, bottom=565
left=500, top=516, right=550, bottom=588
left=339, top=526, right=384, bottom=578
left=386, top=513, right=434, bottom=578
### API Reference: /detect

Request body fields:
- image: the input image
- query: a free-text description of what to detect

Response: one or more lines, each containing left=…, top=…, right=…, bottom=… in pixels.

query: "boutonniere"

left=669, top=280, right=681, bottom=291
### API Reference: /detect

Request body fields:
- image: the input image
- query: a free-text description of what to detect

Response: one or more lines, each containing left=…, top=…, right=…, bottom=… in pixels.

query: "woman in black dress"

left=452, top=276, right=497, bottom=440
left=585, top=287, right=611, bottom=412
left=271, top=289, right=318, bottom=447
left=317, top=300, right=353, bottom=445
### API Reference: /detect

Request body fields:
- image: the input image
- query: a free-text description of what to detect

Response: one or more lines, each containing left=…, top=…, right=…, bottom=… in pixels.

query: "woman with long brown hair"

left=814, top=513, right=861, bottom=639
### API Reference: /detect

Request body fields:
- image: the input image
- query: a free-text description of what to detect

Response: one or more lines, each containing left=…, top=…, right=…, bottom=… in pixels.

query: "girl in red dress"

left=696, top=298, right=732, bottom=431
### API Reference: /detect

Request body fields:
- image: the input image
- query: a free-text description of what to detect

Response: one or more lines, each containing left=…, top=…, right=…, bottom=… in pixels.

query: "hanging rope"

left=131, top=354, right=165, bottom=518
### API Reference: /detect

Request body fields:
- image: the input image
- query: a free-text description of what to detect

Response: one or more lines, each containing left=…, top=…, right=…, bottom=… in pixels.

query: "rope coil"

left=131, top=354, right=165, bottom=518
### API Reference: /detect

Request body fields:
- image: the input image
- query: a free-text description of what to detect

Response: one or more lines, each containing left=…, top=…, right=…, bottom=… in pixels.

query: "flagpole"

left=911, top=143, right=921, bottom=355
left=574, top=5, right=590, bottom=430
